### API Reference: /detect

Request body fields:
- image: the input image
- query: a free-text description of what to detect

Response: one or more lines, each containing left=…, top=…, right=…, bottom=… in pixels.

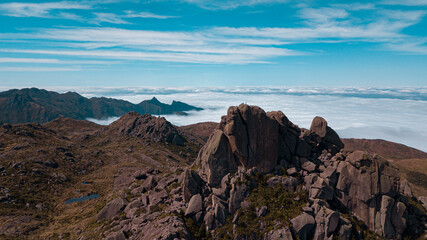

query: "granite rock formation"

left=107, top=111, right=186, bottom=145
left=94, top=104, right=427, bottom=240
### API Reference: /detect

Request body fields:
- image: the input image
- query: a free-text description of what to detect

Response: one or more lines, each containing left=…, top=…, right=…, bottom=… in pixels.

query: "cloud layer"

left=73, top=86, right=427, bottom=152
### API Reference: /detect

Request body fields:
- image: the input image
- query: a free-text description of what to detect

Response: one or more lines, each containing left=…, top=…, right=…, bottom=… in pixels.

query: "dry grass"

left=393, top=158, right=427, bottom=197
left=0, top=122, right=198, bottom=239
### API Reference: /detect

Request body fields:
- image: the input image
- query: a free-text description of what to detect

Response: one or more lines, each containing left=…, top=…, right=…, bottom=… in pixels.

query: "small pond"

left=65, top=194, right=100, bottom=204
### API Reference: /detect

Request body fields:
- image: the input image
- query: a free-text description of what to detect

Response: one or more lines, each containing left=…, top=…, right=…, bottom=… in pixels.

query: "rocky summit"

left=92, top=104, right=426, bottom=240
left=107, top=111, right=186, bottom=146
left=0, top=104, right=426, bottom=240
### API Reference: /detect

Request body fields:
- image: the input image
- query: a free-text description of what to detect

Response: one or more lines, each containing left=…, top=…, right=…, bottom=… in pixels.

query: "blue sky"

left=0, top=0, right=427, bottom=87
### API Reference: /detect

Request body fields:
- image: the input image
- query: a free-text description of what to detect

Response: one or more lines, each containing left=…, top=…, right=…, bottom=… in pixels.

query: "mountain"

left=0, top=88, right=202, bottom=124
left=342, top=138, right=427, bottom=160
left=138, top=97, right=202, bottom=115
left=1, top=106, right=427, bottom=239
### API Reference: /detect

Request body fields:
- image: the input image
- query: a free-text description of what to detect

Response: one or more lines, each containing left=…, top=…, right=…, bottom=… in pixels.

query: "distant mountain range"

left=0, top=88, right=202, bottom=124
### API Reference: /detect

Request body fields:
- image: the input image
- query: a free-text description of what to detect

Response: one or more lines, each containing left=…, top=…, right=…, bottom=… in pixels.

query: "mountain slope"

left=0, top=88, right=202, bottom=124
left=343, top=138, right=427, bottom=160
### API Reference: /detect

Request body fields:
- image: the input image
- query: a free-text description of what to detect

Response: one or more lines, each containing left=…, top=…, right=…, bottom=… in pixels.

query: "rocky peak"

left=196, top=104, right=342, bottom=187
left=147, top=97, right=161, bottom=104
left=107, top=111, right=186, bottom=145
left=186, top=104, right=426, bottom=239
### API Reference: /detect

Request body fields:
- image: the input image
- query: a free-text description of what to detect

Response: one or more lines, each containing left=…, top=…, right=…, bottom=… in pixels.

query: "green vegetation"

left=149, top=204, right=167, bottom=213
left=168, top=182, right=181, bottom=191
left=184, top=217, right=211, bottom=240
left=216, top=173, right=308, bottom=238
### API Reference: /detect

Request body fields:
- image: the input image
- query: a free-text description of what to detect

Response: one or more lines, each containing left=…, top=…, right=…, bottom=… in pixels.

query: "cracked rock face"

left=197, top=104, right=307, bottom=187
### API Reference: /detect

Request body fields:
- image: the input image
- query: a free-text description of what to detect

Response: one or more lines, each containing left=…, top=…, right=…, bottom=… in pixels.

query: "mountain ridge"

left=0, top=88, right=202, bottom=124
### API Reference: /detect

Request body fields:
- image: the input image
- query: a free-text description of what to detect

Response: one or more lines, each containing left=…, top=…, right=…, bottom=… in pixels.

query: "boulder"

left=264, top=227, right=293, bottom=240
left=104, top=230, right=125, bottom=240
left=123, top=198, right=142, bottom=214
left=132, top=170, right=147, bottom=180
left=320, top=166, right=337, bottom=186
left=399, top=179, right=413, bottom=198
left=148, top=190, right=168, bottom=205
left=257, top=206, right=268, bottom=217
left=179, top=169, right=203, bottom=202
left=309, top=177, right=334, bottom=201
left=282, top=177, right=299, bottom=192
left=290, top=213, right=315, bottom=240
left=212, top=195, right=228, bottom=225
left=133, top=215, right=190, bottom=239
left=185, top=194, right=203, bottom=217
left=141, top=175, right=157, bottom=191
left=310, top=116, right=344, bottom=152
left=97, top=198, right=128, bottom=220
left=196, top=129, right=237, bottom=187
left=301, top=159, right=316, bottom=173
left=287, top=167, right=298, bottom=176
left=313, top=207, right=339, bottom=240
left=229, top=177, right=248, bottom=214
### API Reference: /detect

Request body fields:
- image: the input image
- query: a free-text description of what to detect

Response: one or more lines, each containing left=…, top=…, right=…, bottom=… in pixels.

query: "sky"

left=0, top=0, right=427, bottom=87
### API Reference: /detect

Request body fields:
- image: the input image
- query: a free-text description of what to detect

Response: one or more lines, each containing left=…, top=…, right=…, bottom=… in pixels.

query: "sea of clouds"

left=79, top=87, right=427, bottom=152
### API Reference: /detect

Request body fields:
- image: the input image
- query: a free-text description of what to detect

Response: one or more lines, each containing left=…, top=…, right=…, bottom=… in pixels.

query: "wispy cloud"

left=181, top=0, right=289, bottom=10
left=0, top=57, right=118, bottom=64
left=0, top=48, right=300, bottom=64
left=299, top=7, right=349, bottom=26
left=0, top=66, right=82, bottom=71
left=0, top=1, right=91, bottom=18
left=91, top=12, right=130, bottom=24
left=210, top=7, right=427, bottom=53
left=124, top=10, right=176, bottom=19
left=330, top=3, right=376, bottom=11
left=90, top=11, right=177, bottom=24
left=1, top=2, right=426, bottom=66
left=384, top=39, right=427, bottom=54
left=381, top=0, right=427, bottom=6
left=0, top=1, right=172, bottom=24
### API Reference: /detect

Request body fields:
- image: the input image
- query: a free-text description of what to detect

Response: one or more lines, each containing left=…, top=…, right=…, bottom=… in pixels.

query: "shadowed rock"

left=310, top=116, right=344, bottom=153
left=196, top=129, right=237, bottom=187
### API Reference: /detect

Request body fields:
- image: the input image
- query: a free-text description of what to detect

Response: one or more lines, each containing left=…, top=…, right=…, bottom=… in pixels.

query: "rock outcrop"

left=93, top=104, right=427, bottom=240
left=196, top=104, right=344, bottom=188
left=107, top=112, right=186, bottom=145
left=191, top=104, right=426, bottom=239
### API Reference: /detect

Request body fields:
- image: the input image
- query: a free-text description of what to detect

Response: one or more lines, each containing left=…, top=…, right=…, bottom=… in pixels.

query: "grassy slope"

left=0, top=119, right=200, bottom=239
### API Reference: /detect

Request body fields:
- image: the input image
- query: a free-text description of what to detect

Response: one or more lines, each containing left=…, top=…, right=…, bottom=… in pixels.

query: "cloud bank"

left=58, top=86, right=427, bottom=152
